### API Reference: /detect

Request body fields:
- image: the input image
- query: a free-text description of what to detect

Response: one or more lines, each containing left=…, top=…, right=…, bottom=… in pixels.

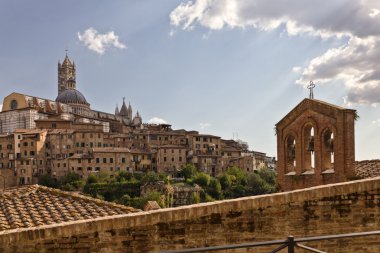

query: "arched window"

left=303, top=124, right=315, bottom=173
left=285, top=135, right=296, bottom=174
left=322, top=129, right=334, bottom=172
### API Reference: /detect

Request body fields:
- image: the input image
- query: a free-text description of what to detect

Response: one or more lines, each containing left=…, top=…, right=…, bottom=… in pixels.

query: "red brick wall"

left=276, top=99, right=356, bottom=191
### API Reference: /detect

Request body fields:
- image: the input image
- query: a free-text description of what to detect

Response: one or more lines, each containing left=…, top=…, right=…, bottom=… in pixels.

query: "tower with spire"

left=58, top=50, right=76, bottom=96
left=115, top=98, right=142, bottom=126
left=127, top=102, right=132, bottom=120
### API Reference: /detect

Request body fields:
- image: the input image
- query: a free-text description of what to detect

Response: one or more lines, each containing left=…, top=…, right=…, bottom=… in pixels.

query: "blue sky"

left=0, top=0, right=379, bottom=160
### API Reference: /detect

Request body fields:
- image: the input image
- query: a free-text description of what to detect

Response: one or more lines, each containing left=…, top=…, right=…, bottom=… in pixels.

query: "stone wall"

left=0, top=177, right=380, bottom=253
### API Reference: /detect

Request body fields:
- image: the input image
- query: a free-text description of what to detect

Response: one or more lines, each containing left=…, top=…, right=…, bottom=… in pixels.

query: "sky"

left=0, top=0, right=379, bottom=160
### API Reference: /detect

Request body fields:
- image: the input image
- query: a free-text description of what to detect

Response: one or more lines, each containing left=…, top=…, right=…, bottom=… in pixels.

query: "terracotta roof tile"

left=355, top=160, right=380, bottom=179
left=0, top=185, right=139, bottom=231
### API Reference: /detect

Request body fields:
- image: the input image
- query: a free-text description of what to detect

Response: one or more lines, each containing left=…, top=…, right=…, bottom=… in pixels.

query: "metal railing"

left=157, top=230, right=380, bottom=253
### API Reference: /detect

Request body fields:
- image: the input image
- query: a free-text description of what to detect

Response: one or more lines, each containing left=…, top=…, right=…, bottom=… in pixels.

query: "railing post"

left=288, top=236, right=295, bottom=253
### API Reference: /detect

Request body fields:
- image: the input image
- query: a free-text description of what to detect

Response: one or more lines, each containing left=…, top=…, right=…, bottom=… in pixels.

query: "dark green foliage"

left=86, top=174, right=98, bottom=184
left=181, top=164, right=198, bottom=179
left=60, top=172, right=84, bottom=191
left=207, top=178, right=223, bottom=200
left=38, top=174, right=59, bottom=188
left=83, top=180, right=141, bottom=201
left=116, top=171, right=133, bottom=182
left=141, top=172, right=167, bottom=184
left=193, top=172, right=211, bottom=188
left=123, top=191, right=163, bottom=210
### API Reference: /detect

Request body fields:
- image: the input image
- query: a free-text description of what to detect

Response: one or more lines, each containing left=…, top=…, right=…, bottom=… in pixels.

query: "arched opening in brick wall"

left=285, top=135, right=296, bottom=174
left=302, top=124, right=315, bottom=173
left=322, top=128, right=335, bottom=172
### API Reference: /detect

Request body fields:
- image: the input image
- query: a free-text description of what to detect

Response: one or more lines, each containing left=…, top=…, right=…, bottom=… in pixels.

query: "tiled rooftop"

left=0, top=185, right=138, bottom=231
left=355, top=160, right=380, bottom=179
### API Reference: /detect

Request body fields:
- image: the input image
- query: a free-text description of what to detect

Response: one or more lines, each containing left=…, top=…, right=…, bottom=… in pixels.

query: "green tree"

left=116, top=171, right=133, bottom=182
left=193, top=172, right=211, bottom=188
left=181, top=164, right=198, bottom=179
left=207, top=178, right=223, bottom=200
left=60, top=172, right=84, bottom=191
left=38, top=174, right=59, bottom=188
left=246, top=172, right=276, bottom=195
left=86, top=174, right=98, bottom=184
left=141, top=172, right=167, bottom=184
left=258, top=169, right=276, bottom=186
left=130, top=191, right=163, bottom=209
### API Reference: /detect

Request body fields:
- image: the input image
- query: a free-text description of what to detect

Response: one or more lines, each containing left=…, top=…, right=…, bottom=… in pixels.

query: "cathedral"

left=0, top=53, right=143, bottom=133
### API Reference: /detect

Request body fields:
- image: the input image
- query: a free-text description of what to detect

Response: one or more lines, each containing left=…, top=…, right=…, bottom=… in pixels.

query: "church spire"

left=115, top=104, right=120, bottom=116
left=58, top=51, right=76, bottom=96
left=119, top=97, right=128, bottom=117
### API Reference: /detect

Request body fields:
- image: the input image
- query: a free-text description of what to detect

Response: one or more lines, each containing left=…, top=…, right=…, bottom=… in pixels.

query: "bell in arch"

left=307, top=136, right=314, bottom=153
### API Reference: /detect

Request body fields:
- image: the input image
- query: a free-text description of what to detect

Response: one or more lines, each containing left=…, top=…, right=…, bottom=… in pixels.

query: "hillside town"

left=0, top=54, right=276, bottom=189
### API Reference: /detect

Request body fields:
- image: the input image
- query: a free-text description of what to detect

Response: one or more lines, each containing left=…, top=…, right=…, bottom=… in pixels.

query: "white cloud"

left=200, top=122, right=211, bottom=129
left=372, top=119, right=380, bottom=125
left=170, top=0, right=380, bottom=105
left=369, top=8, right=380, bottom=18
left=292, top=66, right=302, bottom=73
left=78, top=27, right=126, bottom=54
left=148, top=117, right=168, bottom=125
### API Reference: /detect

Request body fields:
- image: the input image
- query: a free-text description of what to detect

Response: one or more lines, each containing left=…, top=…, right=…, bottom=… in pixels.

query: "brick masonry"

left=276, top=98, right=356, bottom=191
left=0, top=177, right=379, bottom=252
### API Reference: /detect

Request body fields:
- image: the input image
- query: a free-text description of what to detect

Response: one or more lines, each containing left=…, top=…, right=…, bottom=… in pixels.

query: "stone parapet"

left=0, top=177, right=380, bottom=252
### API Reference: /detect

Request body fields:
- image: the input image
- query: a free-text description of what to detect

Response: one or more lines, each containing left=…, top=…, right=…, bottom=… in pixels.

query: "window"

left=30, top=142, right=34, bottom=146
left=171, top=157, right=174, bottom=162
left=90, top=142, right=93, bottom=148
left=30, top=151, right=35, bottom=156
left=110, top=158, right=114, bottom=163
left=122, top=157, right=126, bottom=163
left=164, top=157, right=167, bottom=162
left=96, top=158, right=100, bottom=163
left=103, top=158, right=107, bottom=163
left=81, top=143, right=85, bottom=147
left=52, top=123, right=57, bottom=129
left=172, top=149, right=174, bottom=153
left=23, top=142, right=28, bottom=147
left=98, top=142, right=101, bottom=147
left=179, top=157, right=182, bottom=162
left=78, top=159, right=82, bottom=163
left=10, top=100, right=18, bottom=110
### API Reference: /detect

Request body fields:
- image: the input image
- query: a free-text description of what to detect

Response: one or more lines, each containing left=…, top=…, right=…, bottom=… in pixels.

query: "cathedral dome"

left=56, top=89, right=89, bottom=105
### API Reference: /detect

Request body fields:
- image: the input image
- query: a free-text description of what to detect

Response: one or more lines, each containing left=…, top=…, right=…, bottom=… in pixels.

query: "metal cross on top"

left=307, top=80, right=316, bottom=99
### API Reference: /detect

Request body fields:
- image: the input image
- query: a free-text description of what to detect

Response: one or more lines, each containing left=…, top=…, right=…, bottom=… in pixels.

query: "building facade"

left=0, top=54, right=276, bottom=187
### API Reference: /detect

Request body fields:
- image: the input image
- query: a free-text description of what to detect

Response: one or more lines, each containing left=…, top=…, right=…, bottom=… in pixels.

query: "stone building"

left=0, top=53, right=275, bottom=188
left=0, top=53, right=143, bottom=135
left=276, top=98, right=356, bottom=191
